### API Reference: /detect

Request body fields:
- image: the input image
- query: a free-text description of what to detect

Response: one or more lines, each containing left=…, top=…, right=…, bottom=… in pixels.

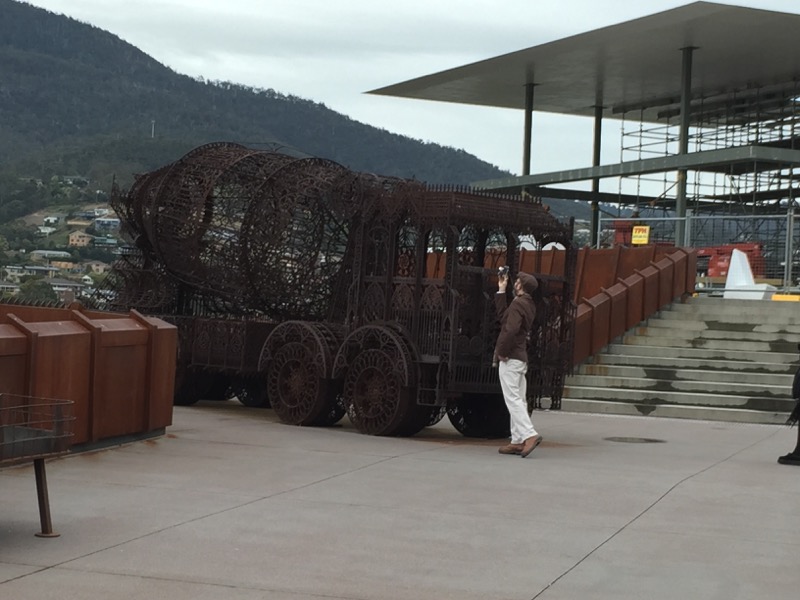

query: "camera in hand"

left=498, top=266, right=509, bottom=278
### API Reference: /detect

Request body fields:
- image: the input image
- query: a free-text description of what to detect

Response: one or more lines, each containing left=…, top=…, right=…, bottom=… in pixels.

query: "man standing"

left=494, top=269, right=542, bottom=458
left=778, top=343, right=800, bottom=466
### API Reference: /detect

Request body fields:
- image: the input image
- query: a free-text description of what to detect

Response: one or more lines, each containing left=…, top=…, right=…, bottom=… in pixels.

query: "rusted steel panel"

left=619, top=272, right=645, bottom=329
left=602, top=282, right=629, bottom=341
left=0, top=324, right=27, bottom=396
left=0, top=305, right=74, bottom=323
left=4, top=315, right=91, bottom=445
left=617, top=245, right=656, bottom=279
left=94, top=343, right=148, bottom=439
left=79, top=311, right=176, bottom=440
left=653, top=257, right=675, bottom=308
left=572, top=304, right=593, bottom=365
left=685, top=249, right=698, bottom=293
left=522, top=247, right=567, bottom=277
left=585, top=294, right=611, bottom=355
left=665, top=252, right=687, bottom=300
left=572, top=247, right=588, bottom=304
left=577, top=248, right=620, bottom=300
left=637, top=265, right=661, bottom=317
left=140, top=318, right=177, bottom=431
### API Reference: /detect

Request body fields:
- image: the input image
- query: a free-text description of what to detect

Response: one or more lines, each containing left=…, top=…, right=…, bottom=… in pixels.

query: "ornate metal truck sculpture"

left=104, top=142, right=576, bottom=437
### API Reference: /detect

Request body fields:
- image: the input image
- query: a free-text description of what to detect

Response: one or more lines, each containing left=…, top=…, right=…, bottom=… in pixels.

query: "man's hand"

left=498, top=274, right=508, bottom=293
left=497, top=355, right=508, bottom=362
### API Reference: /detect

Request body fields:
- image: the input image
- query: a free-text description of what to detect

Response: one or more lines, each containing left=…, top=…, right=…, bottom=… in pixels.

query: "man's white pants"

left=499, top=359, right=537, bottom=444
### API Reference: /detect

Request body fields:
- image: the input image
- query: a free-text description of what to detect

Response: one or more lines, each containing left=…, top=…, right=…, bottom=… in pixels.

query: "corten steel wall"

left=423, top=244, right=695, bottom=368
left=571, top=246, right=697, bottom=365
left=0, top=304, right=176, bottom=446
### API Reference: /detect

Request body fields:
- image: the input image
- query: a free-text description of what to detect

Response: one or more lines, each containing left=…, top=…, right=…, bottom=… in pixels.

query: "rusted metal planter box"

left=0, top=305, right=176, bottom=446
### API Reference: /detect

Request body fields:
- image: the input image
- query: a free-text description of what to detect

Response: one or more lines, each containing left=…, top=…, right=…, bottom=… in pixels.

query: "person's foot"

left=520, top=434, right=543, bottom=458
left=777, top=452, right=800, bottom=466
left=498, top=443, right=524, bottom=455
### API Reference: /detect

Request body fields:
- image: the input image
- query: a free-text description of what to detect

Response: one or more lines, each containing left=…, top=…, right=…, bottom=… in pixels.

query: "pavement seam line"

left=0, top=455, right=398, bottom=587
left=528, top=427, right=782, bottom=600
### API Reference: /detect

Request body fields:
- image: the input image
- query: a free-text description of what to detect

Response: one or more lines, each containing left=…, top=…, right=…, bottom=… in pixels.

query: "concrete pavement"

left=2, top=401, right=799, bottom=599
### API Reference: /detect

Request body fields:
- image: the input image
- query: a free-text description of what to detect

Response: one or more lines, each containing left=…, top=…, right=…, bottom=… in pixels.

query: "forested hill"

left=0, top=0, right=512, bottom=195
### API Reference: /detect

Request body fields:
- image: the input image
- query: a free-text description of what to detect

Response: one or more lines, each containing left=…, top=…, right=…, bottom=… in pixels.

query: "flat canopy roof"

left=369, top=2, right=800, bottom=123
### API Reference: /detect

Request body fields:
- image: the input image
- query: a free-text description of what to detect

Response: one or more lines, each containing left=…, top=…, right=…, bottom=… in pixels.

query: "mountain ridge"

left=0, top=0, right=511, bottom=183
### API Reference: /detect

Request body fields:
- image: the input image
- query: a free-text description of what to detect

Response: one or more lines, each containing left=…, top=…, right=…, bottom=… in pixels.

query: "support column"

left=591, top=105, right=603, bottom=247
left=522, top=83, right=535, bottom=177
left=675, top=46, right=695, bottom=247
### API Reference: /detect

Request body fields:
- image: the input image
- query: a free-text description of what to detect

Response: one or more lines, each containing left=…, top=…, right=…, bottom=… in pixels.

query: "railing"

left=598, top=210, right=799, bottom=291
left=571, top=246, right=696, bottom=366
left=0, top=393, right=74, bottom=537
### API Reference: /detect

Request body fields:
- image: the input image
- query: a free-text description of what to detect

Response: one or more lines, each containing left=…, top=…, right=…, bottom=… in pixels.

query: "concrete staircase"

left=562, top=296, right=800, bottom=423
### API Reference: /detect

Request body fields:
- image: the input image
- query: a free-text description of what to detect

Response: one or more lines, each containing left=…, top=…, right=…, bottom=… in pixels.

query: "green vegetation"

left=0, top=0, right=513, bottom=230
left=17, top=278, right=58, bottom=302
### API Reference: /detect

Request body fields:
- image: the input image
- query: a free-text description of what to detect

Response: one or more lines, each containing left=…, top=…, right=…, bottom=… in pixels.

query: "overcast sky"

left=21, top=0, right=800, bottom=179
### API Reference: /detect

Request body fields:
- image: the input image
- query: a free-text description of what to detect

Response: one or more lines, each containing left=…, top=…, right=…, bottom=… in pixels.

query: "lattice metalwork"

left=100, top=142, right=577, bottom=433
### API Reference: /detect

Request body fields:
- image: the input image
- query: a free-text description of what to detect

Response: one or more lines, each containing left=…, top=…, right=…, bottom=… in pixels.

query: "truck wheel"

left=395, top=405, right=446, bottom=437
left=343, top=348, right=416, bottom=436
left=311, top=385, right=346, bottom=426
left=173, top=369, right=229, bottom=405
left=267, top=342, right=330, bottom=425
left=447, top=393, right=511, bottom=439
left=229, top=377, right=269, bottom=408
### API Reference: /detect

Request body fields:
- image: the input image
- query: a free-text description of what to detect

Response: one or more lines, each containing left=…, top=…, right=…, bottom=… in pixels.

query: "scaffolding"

left=619, top=81, right=800, bottom=216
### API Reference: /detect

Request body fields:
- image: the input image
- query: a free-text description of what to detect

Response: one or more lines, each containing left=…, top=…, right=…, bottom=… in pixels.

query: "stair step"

left=659, top=307, right=800, bottom=326
left=604, top=343, right=797, bottom=364
left=619, top=334, right=798, bottom=354
left=591, top=353, right=797, bottom=374
left=564, top=296, right=800, bottom=424
left=646, top=318, right=800, bottom=336
left=576, top=364, right=794, bottom=386
left=637, top=324, right=800, bottom=344
left=561, top=385, right=795, bottom=412
left=560, top=398, right=790, bottom=424
left=567, top=374, right=789, bottom=397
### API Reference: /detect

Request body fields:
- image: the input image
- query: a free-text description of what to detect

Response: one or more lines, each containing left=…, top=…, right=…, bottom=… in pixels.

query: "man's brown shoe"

left=520, top=434, right=542, bottom=458
left=498, top=443, right=524, bottom=455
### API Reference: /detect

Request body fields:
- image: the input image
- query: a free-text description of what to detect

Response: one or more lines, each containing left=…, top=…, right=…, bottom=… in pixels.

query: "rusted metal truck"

left=98, top=142, right=576, bottom=437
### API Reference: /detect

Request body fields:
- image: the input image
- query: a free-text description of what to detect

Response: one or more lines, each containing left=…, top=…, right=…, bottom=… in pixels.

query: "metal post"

left=591, top=105, right=603, bottom=247
left=675, top=46, right=695, bottom=247
left=33, top=458, right=59, bottom=538
left=784, top=207, right=795, bottom=290
left=685, top=209, right=693, bottom=247
left=522, top=83, right=535, bottom=176
left=596, top=215, right=604, bottom=249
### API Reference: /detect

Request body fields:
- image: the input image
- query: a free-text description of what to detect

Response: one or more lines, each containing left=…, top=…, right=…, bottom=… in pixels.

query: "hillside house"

left=36, top=226, right=57, bottom=236
left=0, top=282, right=20, bottom=296
left=93, top=236, right=118, bottom=248
left=86, top=260, right=111, bottom=274
left=50, top=260, right=80, bottom=273
left=69, top=231, right=94, bottom=247
left=31, top=250, right=72, bottom=262
left=3, top=265, right=60, bottom=283
left=93, top=217, right=120, bottom=231
left=48, top=277, right=85, bottom=303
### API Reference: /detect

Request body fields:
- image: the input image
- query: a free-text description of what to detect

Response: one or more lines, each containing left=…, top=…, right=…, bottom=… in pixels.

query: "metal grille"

left=0, top=394, right=74, bottom=462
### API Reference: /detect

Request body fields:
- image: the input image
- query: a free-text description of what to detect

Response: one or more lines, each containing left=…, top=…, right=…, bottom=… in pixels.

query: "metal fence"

left=597, top=210, right=800, bottom=291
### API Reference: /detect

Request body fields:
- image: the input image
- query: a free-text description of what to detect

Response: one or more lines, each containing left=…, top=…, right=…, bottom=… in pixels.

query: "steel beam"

left=472, top=146, right=800, bottom=191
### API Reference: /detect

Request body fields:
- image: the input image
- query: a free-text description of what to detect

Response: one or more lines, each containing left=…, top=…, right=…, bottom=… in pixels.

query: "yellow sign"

left=631, top=225, right=650, bottom=245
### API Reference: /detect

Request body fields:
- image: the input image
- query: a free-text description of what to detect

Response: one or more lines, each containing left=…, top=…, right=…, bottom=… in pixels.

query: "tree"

left=17, top=278, right=58, bottom=303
